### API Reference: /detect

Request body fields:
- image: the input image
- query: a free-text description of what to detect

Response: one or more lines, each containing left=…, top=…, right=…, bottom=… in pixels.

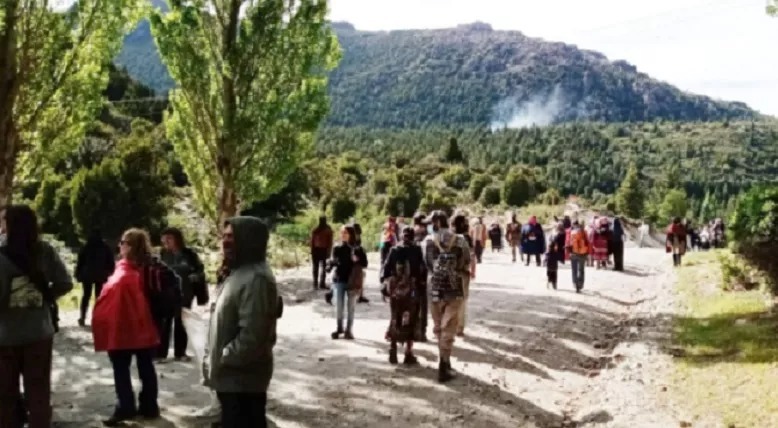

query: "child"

left=546, top=240, right=560, bottom=290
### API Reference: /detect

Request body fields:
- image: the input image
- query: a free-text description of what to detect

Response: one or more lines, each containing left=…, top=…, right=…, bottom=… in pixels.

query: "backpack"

left=430, top=235, right=461, bottom=301
left=569, top=229, right=590, bottom=255
left=144, top=257, right=182, bottom=320
left=389, top=258, right=415, bottom=299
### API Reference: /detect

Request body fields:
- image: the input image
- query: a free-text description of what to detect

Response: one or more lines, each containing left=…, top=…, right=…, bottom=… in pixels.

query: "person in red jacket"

left=92, top=228, right=161, bottom=426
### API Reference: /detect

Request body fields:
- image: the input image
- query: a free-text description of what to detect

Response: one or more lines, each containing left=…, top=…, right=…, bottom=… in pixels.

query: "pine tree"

left=614, top=163, right=644, bottom=219
left=442, top=137, right=465, bottom=163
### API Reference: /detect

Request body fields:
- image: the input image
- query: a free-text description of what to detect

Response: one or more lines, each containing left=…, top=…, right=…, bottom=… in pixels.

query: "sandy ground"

left=50, top=246, right=689, bottom=428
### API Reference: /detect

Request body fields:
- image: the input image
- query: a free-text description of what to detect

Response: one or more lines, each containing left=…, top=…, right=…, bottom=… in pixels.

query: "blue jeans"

left=334, top=282, right=356, bottom=332
left=571, top=254, right=586, bottom=289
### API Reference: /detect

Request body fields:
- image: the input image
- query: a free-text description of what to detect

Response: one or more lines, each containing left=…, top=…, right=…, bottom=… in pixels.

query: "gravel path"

left=50, top=246, right=687, bottom=427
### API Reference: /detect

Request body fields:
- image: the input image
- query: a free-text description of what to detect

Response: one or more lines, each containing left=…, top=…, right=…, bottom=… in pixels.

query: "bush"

left=538, top=188, right=563, bottom=206
left=469, top=174, right=492, bottom=201
left=659, top=189, right=689, bottom=222
left=420, top=187, right=456, bottom=216
left=502, top=167, right=538, bottom=207
left=71, top=138, right=172, bottom=243
left=34, top=175, right=78, bottom=246
left=441, top=165, right=472, bottom=190
left=480, top=185, right=501, bottom=207
left=728, top=186, right=778, bottom=293
left=329, top=197, right=357, bottom=223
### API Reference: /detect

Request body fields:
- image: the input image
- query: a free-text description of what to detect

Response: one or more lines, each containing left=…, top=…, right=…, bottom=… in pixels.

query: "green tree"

left=659, top=189, right=689, bottom=221
left=151, top=0, right=341, bottom=227
left=442, top=137, right=465, bottom=163
left=480, top=185, right=501, bottom=207
left=469, top=174, right=492, bottom=201
left=614, top=163, right=644, bottom=218
left=0, top=0, right=141, bottom=205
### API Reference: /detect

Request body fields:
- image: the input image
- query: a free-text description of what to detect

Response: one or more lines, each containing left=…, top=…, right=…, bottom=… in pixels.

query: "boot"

left=438, top=359, right=454, bottom=383
left=389, top=343, right=398, bottom=365
left=331, top=324, right=343, bottom=339
left=344, top=330, right=355, bottom=340
left=403, top=352, right=418, bottom=366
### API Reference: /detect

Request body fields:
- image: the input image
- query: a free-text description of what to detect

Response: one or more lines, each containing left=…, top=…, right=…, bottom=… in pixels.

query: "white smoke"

left=490, top=85, right=566, bottom=130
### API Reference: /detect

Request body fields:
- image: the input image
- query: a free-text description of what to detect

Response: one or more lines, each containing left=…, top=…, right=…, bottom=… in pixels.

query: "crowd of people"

left=0, top=204, right=278, bottom=428
left=0, top=200, right=728, bottom=428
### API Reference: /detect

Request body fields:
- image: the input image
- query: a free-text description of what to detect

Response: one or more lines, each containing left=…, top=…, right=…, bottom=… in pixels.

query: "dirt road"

left=51, top=246, right=687, bottom=427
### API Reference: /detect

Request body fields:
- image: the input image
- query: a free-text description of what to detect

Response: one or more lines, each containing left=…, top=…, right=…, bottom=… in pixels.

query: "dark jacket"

left=612, top=218, right=626, bottom=243
left=329, top=242, right=368, bottom=284
left=208, top=217, right=279, bottom=393
left=381, top=242, right=426, bottom=284
left=0, top=241, right=73, bottom=346
left=160, top=247, right=205, bottom=304
left=520, top=223, right=546, bottom=255
left=75, top=237, right=115, bottom=285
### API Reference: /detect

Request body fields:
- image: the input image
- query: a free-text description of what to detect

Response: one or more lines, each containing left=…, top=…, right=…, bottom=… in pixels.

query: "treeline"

left=316, top=121, right=778, bottom=220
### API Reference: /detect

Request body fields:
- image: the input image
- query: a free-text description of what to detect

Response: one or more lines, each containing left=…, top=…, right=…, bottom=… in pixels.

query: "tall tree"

left=614, top=162, right=644, bottom=219
left=151, top=0, right=340, bottom=227
left=0, top=0, right=140, bottom=205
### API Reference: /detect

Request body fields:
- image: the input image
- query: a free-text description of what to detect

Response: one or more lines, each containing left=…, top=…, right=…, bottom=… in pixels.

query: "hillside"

left=116, top=20, right=757, bottom=127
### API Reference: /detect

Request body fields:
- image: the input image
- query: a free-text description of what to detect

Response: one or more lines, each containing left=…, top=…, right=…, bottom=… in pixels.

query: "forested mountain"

left=116, top=20, right=758, bottom=128
left=316, top=120, right=778, bottom=211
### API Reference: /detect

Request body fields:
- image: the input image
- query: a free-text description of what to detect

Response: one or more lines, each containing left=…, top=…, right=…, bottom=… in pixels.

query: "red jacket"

left=92, top=259, right=160, bottom=352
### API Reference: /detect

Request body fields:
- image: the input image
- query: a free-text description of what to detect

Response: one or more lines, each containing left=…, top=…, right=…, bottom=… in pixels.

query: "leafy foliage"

left=659, top=189, right=689, bottom=221
left=0, top=0, right=143, bottom=204
left=150, top=0, right=341, bottom=227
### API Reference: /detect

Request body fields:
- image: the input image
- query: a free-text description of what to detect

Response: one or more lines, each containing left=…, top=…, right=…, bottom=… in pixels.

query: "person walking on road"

left=424, top=211, right=470, bottom=383
left=611, top=217, right=626, bottom=271
left=381, top=227, right=426, bottom=365
left=520, top=216, right=545, bottom=267
left=566, top=220, right=590, bottom=293
left=310, top=216, right=334, bottom=290
left=470, top=217, right=487, bottom=263
left=453, top=214, right=476, bottom=337
left=666, top=217, right=687, bottom=267
left=505, top=214, right=522, bottom=263
left=75, top=229, right=115, bottom=327
left=328, top=225, right=368, bottom=340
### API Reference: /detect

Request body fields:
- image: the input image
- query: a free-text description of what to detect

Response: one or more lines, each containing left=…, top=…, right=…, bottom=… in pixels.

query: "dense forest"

left=117, top=20, right=757, bottom=127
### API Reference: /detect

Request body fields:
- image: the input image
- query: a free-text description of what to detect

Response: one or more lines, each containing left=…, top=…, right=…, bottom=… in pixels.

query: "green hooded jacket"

left=208, top=216, right=278, bottom=393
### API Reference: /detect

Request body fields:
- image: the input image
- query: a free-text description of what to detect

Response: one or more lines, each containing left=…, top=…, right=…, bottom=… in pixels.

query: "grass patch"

left=673, top=250, right=778, bottom=427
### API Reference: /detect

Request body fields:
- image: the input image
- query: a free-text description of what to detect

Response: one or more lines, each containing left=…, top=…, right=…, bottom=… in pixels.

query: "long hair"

left=342, top=225, right=357, bottom=246
left=122, top=228, right=153, bottom=265
left=452, top=214, right=469, bottom=235
left=161, top=226, right=186, bottom=249
left=1, top=205, right=49, bottom=295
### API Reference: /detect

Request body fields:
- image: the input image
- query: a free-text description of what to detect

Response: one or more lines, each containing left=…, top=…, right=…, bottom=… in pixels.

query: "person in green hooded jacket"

left=207, top=217, right=280, bottom=428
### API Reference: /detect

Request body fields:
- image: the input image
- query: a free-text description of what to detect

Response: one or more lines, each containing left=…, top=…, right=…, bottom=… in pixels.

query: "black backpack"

left=144, top=257, right=182, bottom=320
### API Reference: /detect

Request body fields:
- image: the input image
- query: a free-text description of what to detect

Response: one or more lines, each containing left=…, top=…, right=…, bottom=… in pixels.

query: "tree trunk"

left=217, top=176, right=238, bottom=231
left=0, top=0, right=20, bottom=207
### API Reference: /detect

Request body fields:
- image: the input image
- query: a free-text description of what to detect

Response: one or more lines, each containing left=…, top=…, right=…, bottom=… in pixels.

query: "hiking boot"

left=438, top=360, right=454, bottom=383
left=325, top=291, right=333, bottom=305
left=403, top=353, right=419, bottom=366
left=331, top=327, right=343, bottom=339
left=103, top=410, right=137, bottom=427
left=78, top=318, right=86, bottom=327
left=389, top=347, right=398, bottom=365
left=344, top=330, right=355, bottom=340
left=358, top=296, right=370, bottom=304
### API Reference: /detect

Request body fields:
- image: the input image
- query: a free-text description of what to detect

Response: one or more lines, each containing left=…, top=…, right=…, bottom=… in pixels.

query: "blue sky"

left=329, top=0, right=778, bottom=116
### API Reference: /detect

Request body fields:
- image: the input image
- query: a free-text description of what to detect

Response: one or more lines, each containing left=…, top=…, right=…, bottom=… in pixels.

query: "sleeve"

left=189, top=250, right=206, bottom=284
left=459, top=237, right=471, bottom=273
left=74, top=248, right=85, bottom=283
left=220, top=276, right=278, bottom=367
left=424, top=238, right=436, bottom=272
left=357, top=247, right=368, bottom=268
left=540, top=228, right=547, bottom=253
left=43, top=244, right=74, bottom=299
left=380, top=247, right=397, bottom=283
left=105, top=247, right=116, bottom=277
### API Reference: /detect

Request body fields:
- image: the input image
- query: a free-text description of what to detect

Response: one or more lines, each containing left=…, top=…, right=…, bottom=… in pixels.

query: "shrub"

left=71, top=138, right=172, bottom=243
left=420, top=187, right=456, bottom=216
left=441, top=165, right=472, bottom=190
left=469, top=174, right=492, bottom=201
left=329, top=197, right=357, bottom=223
left=538, top=188, right=563, bottom=206
left=480, top=185, right=502, bottom=207
left=34, top=175, right=78, bottom=246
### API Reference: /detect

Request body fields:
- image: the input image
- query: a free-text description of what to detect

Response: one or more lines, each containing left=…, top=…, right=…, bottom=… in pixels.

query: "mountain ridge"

left=116, top=20, right=759, bottom=128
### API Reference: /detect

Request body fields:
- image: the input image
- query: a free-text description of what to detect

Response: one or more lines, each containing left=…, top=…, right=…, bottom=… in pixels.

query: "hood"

left=225, top=216, right=269, bottom=268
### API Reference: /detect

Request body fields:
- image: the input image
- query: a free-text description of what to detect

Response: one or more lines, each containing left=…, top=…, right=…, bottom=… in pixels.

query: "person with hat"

left=423, top=211, right=470, bottom=383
